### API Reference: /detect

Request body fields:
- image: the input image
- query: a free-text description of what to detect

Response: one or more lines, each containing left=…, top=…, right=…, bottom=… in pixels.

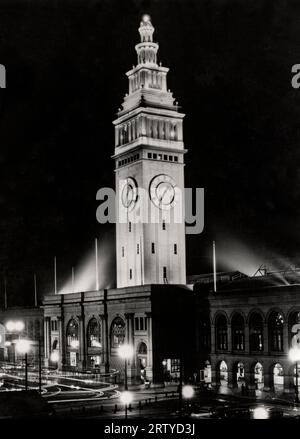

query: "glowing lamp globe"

left=6, top=321, right=15, bottom=332
left=120, top=390, right=133, bottom=405
left=15, top=339, right=31, bottom=354
left=142, top=14, right=151, bottom=23
left=50, top=351, right=60, bottom=363
left=15, top=321, right=25, bottom=332
left=182, top=385, right=195, bottom=399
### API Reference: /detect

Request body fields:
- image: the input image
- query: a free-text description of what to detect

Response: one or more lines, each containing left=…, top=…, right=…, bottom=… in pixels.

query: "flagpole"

left=213, top=241, right=217, bottom=293
left=4, top=277, right=7, bottom=309
left=54, top=256, right=57, bottom=294
left=95, top=238, right=99, bottom=290
left=72, top=267, right=75, bottom=293
left=34, top=274, right=37, bottom=307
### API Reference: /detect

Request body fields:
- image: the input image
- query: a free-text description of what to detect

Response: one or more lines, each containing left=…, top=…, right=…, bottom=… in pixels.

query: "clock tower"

left=113, top=15, right=187, bottom=288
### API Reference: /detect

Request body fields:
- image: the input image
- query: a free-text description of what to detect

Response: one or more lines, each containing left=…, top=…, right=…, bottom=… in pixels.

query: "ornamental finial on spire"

left=139, top=14, right=154, bottom=43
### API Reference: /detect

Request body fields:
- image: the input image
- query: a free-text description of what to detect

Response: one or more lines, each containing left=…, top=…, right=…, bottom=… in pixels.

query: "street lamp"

left=182, top=384, right=195, bottom=415
left=118, top=344, right=134, bottom=390
left=16, top=339, right=31, bottom=391
left=120, top=390, right=133, bottom=419
left=289, top=347, right=300, bottom=403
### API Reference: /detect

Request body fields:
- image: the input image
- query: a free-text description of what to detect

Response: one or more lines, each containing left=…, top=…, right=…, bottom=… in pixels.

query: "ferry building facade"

left=43, top=15, right=195, bottom=384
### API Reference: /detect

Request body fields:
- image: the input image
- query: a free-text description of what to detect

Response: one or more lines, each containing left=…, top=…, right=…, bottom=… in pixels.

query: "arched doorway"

left=254, top=362, right=264, bottom=390
left=87, top=318, right=102, bottom=370
left=218, top=360, right=228, bottom=387
left=273, top=363, right=284, bottom=392
left=66, top=318, right=79, bottom=367
left=233, top=361, right=245, bottom=389
left=110, top=316, right=125, bottom=349
left=137, top=342, right=147, bottom=383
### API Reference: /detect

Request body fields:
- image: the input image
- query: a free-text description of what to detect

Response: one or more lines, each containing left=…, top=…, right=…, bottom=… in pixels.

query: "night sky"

left=1, top=0, right=300, bottom=306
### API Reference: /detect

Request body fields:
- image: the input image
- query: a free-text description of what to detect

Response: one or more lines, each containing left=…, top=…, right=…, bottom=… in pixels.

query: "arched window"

left=66, top=319, right=79, bottom=348
left=215, top=315, right=228, bottom=351
left=269, top=312, right=284, bottom=352
left=87, top=318, right=101, bottom=348
left=289, top=311, right=300, bottom=346
left=138, top=342, right=147, bottom=355
left=249, top=313, right=263, bottom=351
left=110, top=317, right=125, bottom=348
left=232, top=314, right=245, bottom=351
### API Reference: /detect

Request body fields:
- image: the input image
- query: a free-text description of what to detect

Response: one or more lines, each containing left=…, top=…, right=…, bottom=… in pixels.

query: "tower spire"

left=136, top=15, right=158, bottom=66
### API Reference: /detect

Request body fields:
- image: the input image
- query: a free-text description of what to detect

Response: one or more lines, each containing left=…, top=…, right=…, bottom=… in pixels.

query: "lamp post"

left=16, top=339, right=31, bottom=392
left=118, top=344, right=134, bottom=391
left=120, top=391, right=133, bottom=419
left=289, top=347, right=300, bottom=403
left=38, top=338, right=42, bottom=394
left=182, top=384, right=195, bottom=415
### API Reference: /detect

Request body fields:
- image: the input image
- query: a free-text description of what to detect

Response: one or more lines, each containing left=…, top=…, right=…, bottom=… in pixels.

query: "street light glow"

left=120, top=390, right=133, bottom=405
left=252, top=407, right=269, bottom=419
left=6, top=320, right=24, bottom=332
left=118, top=344, right=134, bottom=360
left=182, top=385, right=195, bottom=399
left=15, top=339, right=31, bottom=354
left=15, top=321, right=25, bottom=332
left=50, top=351, right=60, bottom=362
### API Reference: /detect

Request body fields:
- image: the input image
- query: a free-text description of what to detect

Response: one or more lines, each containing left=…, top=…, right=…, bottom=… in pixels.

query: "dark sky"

left=1, top=0, right=300, bottom=305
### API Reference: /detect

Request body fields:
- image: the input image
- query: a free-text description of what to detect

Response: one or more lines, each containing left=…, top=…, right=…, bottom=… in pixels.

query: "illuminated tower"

left=113, top=15, right=187, bottom=288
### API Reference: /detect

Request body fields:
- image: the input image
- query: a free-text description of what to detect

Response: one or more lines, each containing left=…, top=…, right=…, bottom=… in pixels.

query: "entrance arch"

left=253, top=362, right=264, bottom=390
left=273, top=363, right=284, bottom=393
left=232, top=361, right=245, bottom=389
left=216, top=360, right=228, bottom=387
left=137, top=342, right=148, bottom=383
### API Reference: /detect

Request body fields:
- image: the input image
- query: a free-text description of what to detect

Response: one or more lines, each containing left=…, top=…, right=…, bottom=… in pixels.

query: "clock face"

left=121, top=177, right=138, bottom=209
left=149, top=174, right=177, bottom=210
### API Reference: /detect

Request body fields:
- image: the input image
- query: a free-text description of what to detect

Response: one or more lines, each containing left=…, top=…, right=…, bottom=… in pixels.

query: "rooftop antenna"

left=213, top=241, right=217, bottom=293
